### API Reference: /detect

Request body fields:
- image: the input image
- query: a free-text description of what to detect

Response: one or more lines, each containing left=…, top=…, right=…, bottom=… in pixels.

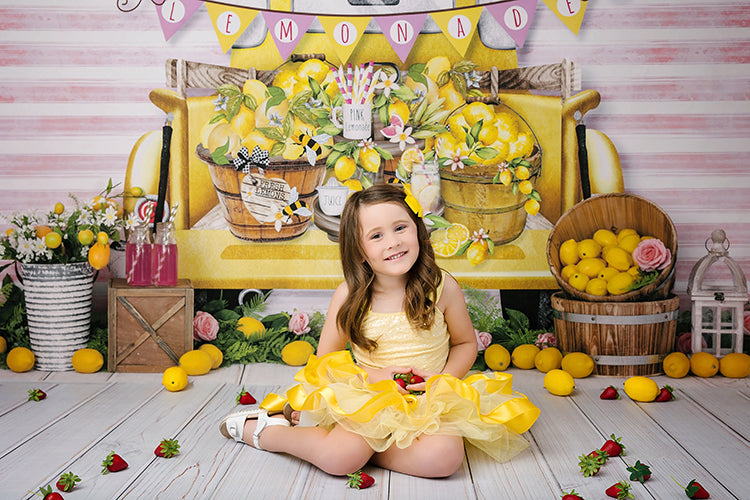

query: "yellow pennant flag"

left=204, top=2, right=258, bottom=53
left=430, top=6, right=482, bottom=57
left=542, top=0, right=588, bottom=35
left=318, top=16, right=371, bottom=64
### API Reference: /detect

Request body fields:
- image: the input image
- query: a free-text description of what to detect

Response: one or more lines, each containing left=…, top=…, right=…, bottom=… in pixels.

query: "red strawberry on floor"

left=561, top=489, right=585, bottom=499
left=154, top=438, right=180, bottom=458
left=35, top=485, right=63, bottom=500
left=600, top=385, right=619, bottom=400
left=655, top=385, right=674, bottom=402
left=346, top=470, right=375, bottom=489
left=600, top=434, right=625, bottom=457
left=675, top=478, right=710, bottom=498
left=626, top=460, right=652, bottom=483
left=578, top=450, right=608, bottom=477
left=28, top=388, right=46, bottom=401
left=605, top=481, right=634, bottom=499
left=101, top=451, right=128, bottom=474
left=55, top=471, right=81, bottom=492
left=235, top=387, right=256, bottom=405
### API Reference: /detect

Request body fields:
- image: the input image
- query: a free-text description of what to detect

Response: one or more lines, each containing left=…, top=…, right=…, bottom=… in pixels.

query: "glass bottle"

left=409, top=159, right=442, bottom=214
left=152, top=221, right=178, bottom=286
left=125, top=221, right=152, bottom=286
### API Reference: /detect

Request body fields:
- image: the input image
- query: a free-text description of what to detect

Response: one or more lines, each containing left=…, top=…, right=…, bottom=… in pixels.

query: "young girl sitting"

left=220, top=184, right=540, bottom=478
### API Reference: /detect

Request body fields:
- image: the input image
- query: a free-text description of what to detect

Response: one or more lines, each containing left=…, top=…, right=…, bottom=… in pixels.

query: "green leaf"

left=308, top=77, right=322, bottom=95
left=270, top=142, right=286, bottom=157
left=209, top=112, right=227, bottom=125
left=456, top=239, right=472, bottom=256
left=319, top=124, right=342, bottom=136
left=282, top=112, right=294, bottom=139
left=453, top=60, right=478, bottom=73
left=225, top=95, right=242, bottom=122
left=210, top=140, right=231, bottom=165
left=266, top=86, right=286, bottom=108
left=217, top=83, right=241, bottom=97
left=424, top=214, right=452, bottom=228
left=361, top=174, right=374, bottom=189
left=476, top=146, right=499, bottom=160
left=373, top=146, right=393, bottom=160
left=407, top=65, right=427, bottom=86
left=243, top=94, right=257, bottom=111
left=257, top=126, right=285, bottom=142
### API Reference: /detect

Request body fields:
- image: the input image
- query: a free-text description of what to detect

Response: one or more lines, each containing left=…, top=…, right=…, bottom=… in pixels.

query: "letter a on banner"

left=155, top=0, right=204, bottom=41
left=204, top=2, right=258, bottom=53
left=262, top=12, right=316, bottom=61
left=430, top=6, right=482, bottom=57
left=318, top=16, right=371, bottom=64
left=375, top=14, right=427, bottom=63
left=484, top=0, right=538, bottom=48
left=542, top=0, right=587, bottom=35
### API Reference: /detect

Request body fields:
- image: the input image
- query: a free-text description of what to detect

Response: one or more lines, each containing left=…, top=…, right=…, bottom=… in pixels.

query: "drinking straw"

left=331, top=66, right=348, bottom=98
left=346, top=63, right=353, bottom=104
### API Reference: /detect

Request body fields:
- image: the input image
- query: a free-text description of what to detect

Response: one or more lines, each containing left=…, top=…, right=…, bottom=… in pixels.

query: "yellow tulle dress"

left=261, top=285, right=540, bottom=463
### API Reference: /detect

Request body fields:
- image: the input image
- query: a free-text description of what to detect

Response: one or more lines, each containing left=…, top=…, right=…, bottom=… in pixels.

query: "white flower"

left=390, top=126, right=415, bottom=151
left=125, top=213, right=138, bottom=231
left=442, top=147, right=467, bottom=171
left=213, top=94, right=228, bottom=111
left=32, top=237, right=47, bottom=254
left=102, top=206, right=118, bottom=227
left=268, top=111, right=284, bottom=127
left=374, top=70, right=399, bottom=98
left=77, top=208, right=92, bottom=226
left=465, top=70, right=482, bottom=89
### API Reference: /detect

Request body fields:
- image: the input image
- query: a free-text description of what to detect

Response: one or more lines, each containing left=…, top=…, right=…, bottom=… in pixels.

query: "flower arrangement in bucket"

left=0, top=179, right=133, bottom=370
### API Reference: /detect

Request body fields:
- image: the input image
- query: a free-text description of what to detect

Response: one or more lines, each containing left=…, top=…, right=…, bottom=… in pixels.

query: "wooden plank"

left=0, top=381, right=57, bottom=420
left=677, top=379, right=750, bottom=441
left=295, top=465, right=389, bottom=500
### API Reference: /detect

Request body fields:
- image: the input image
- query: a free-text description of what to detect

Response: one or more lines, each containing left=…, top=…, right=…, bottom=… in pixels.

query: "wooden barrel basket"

left=196, top=145, right=325, bottom=242
left=552, top=292, right=679, bottom=376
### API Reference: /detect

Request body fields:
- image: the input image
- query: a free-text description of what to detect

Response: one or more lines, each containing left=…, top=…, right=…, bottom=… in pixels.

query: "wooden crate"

left=108, top=278, right=194, bottom=372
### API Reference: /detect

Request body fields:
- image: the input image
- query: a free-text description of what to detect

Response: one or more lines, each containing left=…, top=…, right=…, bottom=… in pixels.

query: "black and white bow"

left=234, top=146, right=270, bottom=174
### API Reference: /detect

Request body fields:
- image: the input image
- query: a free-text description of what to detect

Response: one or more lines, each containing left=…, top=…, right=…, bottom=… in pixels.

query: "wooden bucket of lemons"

left=196, top=146, right=325, bottom=242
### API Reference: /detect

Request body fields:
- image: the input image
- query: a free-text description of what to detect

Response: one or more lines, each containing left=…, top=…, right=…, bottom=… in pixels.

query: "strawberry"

left=346, top=470, right=375, bottom=489
left=626, top=460, right=652, bottom=483
left=674, top=478, right=710, bottom=498
left=154, top=438, right=180, bottom=458
left=600, top=434, right=625, bottom=457
left=655, top=385, right=674, bottom=402
left=409, top=374, right=424, bottom=384
left=394, top=377, right=408, bottom=389
left=235, top=387, right=256, bottom=405
left=561, top=489, right=585, bottom=499
left=28, top=388, right=47, bottom=401
left=600, top=385, right=619, bottom=400
left=605, top=481, right=634, bottom=499
left=36, top=485, right=63, bottom=500
left=578, top=450, right=608, bottom=477
left=55, top=471, right=81, bottom=492
left=101, top=451, right=128, bottom=474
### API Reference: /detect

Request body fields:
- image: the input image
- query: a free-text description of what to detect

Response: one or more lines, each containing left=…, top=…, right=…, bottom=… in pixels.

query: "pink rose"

left=289, top=311, right=311, bottom=336
left=632, top=238, right=672, bottom=273
left=744, top=310, right=750, bottom=336
left=193, top=311, right=219, bottom=341
left=474, top=329, right=492, bottom=351
left=676, top=331, right=706, bottom=354
left=535, top=332, right=557, bottom=349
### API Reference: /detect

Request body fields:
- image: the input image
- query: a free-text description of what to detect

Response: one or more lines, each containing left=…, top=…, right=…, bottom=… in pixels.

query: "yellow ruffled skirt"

left=261, top=350, right=540, bottom=462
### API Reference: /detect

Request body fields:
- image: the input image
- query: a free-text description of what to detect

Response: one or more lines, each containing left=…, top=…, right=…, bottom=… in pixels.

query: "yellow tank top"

left=351, top=274, right=449, bottom=373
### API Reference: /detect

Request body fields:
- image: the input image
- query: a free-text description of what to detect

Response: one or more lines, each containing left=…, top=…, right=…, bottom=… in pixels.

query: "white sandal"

left=219, top=407, right=290, bottom=449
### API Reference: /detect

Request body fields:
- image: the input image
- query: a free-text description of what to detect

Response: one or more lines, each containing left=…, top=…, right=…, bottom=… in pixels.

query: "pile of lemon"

left=162, top=344, right=224, bottom=392
left=558, top=227, right=656, bottom=296
left=663, top=350, right=750, bottom=379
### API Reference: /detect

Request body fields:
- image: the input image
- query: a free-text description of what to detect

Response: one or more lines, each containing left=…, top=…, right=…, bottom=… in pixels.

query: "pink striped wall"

left=1, top=0, right=748, bottom=309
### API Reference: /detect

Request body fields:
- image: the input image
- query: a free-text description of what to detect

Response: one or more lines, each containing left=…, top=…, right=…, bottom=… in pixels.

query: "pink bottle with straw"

left=152, top=221, right=178, bottom=286
left=125, top=221, right=152, bottom=286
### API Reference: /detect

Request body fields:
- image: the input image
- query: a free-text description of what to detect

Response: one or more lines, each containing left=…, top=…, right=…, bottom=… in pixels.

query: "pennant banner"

left=485, top=0, right=538, bottom=48
left=318, top=16, right=372, bottom=63
left=429, top=6, right=483, bottom=57
left=262, top=11, right=316, bottom=61
left=542, top=0, right=587, bottom=35
left=375, top=14, right=428, bottom=63
left=155, top=0, right=204, bottom=41
left=205, top=2, right=259, bottom=53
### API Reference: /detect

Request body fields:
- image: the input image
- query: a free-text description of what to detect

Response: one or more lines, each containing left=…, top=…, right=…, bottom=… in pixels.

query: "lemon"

left=577, top=239, right=602, bottom=259
left=255, top=97, right=290, bottom=128
left=399, top=146, right=424, bottom=173
left=598, top=267, right=618, bottom=282
left=585, top=278, right=608, bottom=296
left=478, top=123, right=499, bottom=145
left=627, top=266, right=641, bottom=277
left=241, top=129, right=276, bottom=153
left=494, top=113, right=519, bottom=143
left=179, top=350, right=213, bottom=376
left=511, top=344, right=540, bottom=369
left=543, top=369, right=575, bottom=396
left=601, top=245, right=617, bottom=260
left=78, top=229, right=95, bottom=246
left=162, top=366, right=189, bottom=392
left=662, top=351, right=690, bottom=378
left=514, top=164, right=530, bottom=180
left=281, top=340, right=315, bottom=366
left=576, top=258, right=606, bottom=278
left=559, top=239, right=580, bottom=267
left=605, top=246, right=633, bottom=271
left=389, top=99, right=410, bottom=124
left=446, top=223, right=470, bottom=244
left=690, top=351, right=719, bottom=377
left=561, top=264, right=578, bottom=281
left=465, top=241, right=488, bottom=266
left=617, top=228, right=639, bottom=243
left=508, top=133, right=533, bottom=160
left=358, top=147, right=381, bottom=173
left=71, top=348, right=104, bottom=373
left=462, top=101, right=494, bottom=126
left=484, top=344, right=511, bottom=371
left=45, top=232, right=62, bottom=249
left=334, top=156, right=357, bottom=181
left=198, top=344, right=223, bottom=369
left=54, top=202, right=65, bottom=215
left=230, top=106, right=256, bottom=138
left=619, top=234, right=642, bottom=254
left=242, top=79, right=268, bottom=106
left=593, top=228, right=618, bottom=248
left=237, top=316, right=266, bottom=340
left=0, top=336, right=6, bottom=354
left=448, top=114, right=469, bottom=142
left=438, top=81, right=465, bottom=111
left=425, top=55, right=451, bottom=81
left=534, top=347, right=563, bottom=373
left=561, top=352, right=595, bottom=378
left=518, top=180, right=534, bottom=195
left=297, top=58, right=329, bottom=83
left=719, top=352, right=750, bottom=378
left=272, top=69, right=300, bottom=96
left=343, top=178, right=363, bottom=192
left=623, top=376, right=659, bottom=401
left=607, top=272, right=636, bottom=295
left=568, top=272, right=590, bottom=292
left=431, top=224, right=469, bottom=258
left=7, top=346, right=35, bottom=372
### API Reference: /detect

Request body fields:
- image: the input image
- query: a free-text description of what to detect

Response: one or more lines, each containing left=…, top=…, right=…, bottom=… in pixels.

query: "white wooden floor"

left=1, top=364, right=748, bottom=500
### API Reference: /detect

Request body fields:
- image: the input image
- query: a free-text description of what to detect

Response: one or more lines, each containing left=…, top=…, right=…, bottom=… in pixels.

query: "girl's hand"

left=405, top=368, right=437, bottom=394
left=366, top=365, right=412, bottom=388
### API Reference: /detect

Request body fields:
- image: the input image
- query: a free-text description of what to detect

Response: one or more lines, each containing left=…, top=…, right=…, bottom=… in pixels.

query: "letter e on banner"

left=217, top=10, right=241, bottom=35
left=558, top=0, right=580, bottom=16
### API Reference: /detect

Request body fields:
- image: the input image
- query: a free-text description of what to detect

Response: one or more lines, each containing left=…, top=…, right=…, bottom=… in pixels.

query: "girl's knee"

left=421, top=436, right=465, bottom=477
left=317, top=446, right=371, bottom=476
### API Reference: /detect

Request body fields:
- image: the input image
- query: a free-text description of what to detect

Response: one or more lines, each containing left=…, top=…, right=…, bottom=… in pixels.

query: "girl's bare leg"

left=242, top=417, right=374, bottom=476
left=370, top=434, right=465, bottom=478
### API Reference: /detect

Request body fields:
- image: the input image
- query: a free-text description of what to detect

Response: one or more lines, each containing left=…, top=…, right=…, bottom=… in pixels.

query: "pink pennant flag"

left=155, top=0, right=204, bottom=41
left=261, top=11, right=316, bottom=62
left=375, top=14, right=428, bottom=63
left=485, top=0, right=538, bottom=48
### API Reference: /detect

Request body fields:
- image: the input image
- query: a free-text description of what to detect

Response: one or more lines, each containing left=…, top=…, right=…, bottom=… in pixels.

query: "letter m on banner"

left=262, top=11, right=316, bottom=61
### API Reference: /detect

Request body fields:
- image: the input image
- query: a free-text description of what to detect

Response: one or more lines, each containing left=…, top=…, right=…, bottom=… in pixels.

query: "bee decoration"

left=296, top=133, right=332, bottom=166
left=276, top=187, right=312, bottom=231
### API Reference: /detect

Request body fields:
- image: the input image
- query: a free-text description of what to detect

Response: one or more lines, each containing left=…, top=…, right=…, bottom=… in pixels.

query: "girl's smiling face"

left=358, top=201, right=420, bottom=279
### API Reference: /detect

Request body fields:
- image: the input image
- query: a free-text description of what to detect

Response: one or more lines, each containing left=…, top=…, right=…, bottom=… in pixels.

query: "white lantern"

left=687, top=229, right=748, bottom=357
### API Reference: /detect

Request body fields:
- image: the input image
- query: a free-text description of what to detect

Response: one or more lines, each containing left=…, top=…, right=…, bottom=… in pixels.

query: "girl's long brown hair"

left=337, top=184, right=442, bottom=351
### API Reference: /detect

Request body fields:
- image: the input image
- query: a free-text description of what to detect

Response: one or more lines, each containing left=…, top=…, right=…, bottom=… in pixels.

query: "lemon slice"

left=431, top=222, right=469, bottom=258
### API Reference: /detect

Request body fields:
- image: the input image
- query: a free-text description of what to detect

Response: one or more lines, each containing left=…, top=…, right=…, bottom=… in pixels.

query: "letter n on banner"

left=204, top=2, right=258, bottom=53
left=262, top=11, right=316, bottom=61
left=430, top=6, right=482, bottom=57
left=375, top=14, right=427, bottom=63
left=318, top=16, right=371, bottom=64
left=484, top=0, right=538, bottom=48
